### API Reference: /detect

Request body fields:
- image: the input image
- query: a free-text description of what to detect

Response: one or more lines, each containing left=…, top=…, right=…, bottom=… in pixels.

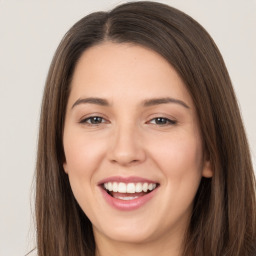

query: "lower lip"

left=99, top=186, right=159, bottom=211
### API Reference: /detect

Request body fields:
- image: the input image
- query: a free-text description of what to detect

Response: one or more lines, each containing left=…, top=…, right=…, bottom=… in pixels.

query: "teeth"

left=135, top=183, right=143, bottom=192
left=127, top=183, right=136, bottom=193
left=142, top=183, right=148, bottom=192
left=118, top=182, right=126, bottom=193
left=103, top=182, right=157, bottom=193
left=113, top=195, right=139, bottom=200
left=113, top=182, right=118, bottom=192
left=107, top=182, right=112, bottom=191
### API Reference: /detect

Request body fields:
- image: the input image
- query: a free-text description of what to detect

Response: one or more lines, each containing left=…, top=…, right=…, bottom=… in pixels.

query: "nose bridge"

left=109, top=120, right=146, bottom=165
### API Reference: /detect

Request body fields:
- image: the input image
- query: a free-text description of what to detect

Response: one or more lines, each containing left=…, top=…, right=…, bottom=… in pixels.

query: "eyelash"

left=79, top=116, right=176, bottom=126
left=148, top=117, right=177, bottom=126
left=79, top=116, right=107, bottom=126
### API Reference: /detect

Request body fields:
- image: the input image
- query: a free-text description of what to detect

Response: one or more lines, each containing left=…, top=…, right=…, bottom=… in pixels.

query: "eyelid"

left=146, top=114, right=177, bottom=126
left=77, top=113, right=177, bottom=127
left=78, top=113, right=109, bottom=125
left=149, top=118, right=176, bottom=125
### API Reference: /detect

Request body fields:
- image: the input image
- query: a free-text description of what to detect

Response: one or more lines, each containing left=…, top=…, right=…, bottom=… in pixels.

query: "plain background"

left=0, top=0, right=255, bottom=255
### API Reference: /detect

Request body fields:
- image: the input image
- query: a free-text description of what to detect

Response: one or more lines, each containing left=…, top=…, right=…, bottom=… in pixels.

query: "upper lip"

left=98, top=176, right=159, bottom=185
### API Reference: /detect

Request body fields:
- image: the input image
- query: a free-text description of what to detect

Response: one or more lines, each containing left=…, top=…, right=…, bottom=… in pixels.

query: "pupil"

left=91, top=117, right=102, bottom=124
left=156, top=118, right=166, bottom=124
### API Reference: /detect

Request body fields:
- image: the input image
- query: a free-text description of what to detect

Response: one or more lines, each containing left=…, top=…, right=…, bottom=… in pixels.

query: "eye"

left=148, top=117, right=176, bottom=126
left=80, top=116, right=107, bottom=125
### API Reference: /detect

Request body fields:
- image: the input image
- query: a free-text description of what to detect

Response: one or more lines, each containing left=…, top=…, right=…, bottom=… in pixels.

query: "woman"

left=34, top=1, right=256, bottom=255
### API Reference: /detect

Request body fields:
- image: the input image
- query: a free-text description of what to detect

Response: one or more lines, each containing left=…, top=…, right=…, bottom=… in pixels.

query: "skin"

left=63, top=42, right=212, bottom=256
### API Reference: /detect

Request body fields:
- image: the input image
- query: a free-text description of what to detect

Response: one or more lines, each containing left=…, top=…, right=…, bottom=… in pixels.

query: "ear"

left=202, top=160, right=213, bottom=178
left=63, top=162, right=69, bottom=174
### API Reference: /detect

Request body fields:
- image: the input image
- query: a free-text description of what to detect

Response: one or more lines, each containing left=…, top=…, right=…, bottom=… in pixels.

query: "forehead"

left=69, top=42, right=194, bottom=108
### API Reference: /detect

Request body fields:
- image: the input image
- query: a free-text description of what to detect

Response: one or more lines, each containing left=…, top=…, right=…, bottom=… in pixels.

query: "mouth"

left=102, top=181, right=159, bottom=200
left=98, top=177, right=160, bottom=211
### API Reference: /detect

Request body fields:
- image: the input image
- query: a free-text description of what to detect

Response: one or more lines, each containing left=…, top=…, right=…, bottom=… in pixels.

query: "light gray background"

left=0, top=0, right=255, bottom=255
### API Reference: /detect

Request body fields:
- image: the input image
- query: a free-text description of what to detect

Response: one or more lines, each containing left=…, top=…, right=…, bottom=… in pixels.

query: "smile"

left=99, top=177, right=160, bottom=210
left=104, top=181, right=157, bottom=193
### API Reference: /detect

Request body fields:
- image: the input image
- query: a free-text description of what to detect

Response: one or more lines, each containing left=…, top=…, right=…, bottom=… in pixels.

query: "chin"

left=103, top=228, right=155, bottom=244
left=93, top=217, right=161, bottom=244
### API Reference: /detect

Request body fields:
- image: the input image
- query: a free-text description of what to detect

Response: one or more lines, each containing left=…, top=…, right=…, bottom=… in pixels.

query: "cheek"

left=151, top=135, right=204, bottom=218
left=150, top=133, right=203, bottom=184
left=63, top=132, right=107, bottom=211
left=63, top=131, right=106, bottom=176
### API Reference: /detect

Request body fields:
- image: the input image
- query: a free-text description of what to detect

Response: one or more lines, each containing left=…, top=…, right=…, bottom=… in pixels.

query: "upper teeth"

left=104, top=182, right=157, bottom=193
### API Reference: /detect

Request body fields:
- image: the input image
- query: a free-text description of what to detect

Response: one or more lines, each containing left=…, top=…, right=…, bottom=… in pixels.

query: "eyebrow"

left=143, top=97, right=190, bottom=109
left=71, top=97, right=190, bottom=109
left=72, top=97, right=110, bottom=109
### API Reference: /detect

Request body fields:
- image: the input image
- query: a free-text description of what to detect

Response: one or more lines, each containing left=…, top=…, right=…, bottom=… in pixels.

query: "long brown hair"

left=35, top=1, right=256, bottom=255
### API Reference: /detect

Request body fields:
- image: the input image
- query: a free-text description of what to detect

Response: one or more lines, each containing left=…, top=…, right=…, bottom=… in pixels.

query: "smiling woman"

left=62, top=42, right=212, bottom=248
left=34, top=1, right=256, bottom=256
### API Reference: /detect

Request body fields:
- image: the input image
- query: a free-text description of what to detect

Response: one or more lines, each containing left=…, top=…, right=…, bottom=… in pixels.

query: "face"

left=63, top=42, right=212, bottom=245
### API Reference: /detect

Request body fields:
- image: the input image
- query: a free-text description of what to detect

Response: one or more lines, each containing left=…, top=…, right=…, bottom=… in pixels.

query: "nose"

left=108, top=124, right=146, bottom=166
